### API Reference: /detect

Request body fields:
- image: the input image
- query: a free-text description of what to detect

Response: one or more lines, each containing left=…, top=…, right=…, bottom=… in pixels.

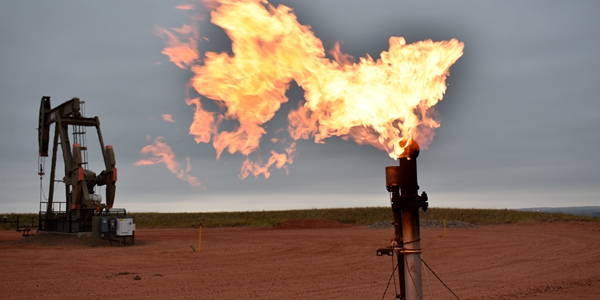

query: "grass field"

left=2, top=207, right=598, bottom=230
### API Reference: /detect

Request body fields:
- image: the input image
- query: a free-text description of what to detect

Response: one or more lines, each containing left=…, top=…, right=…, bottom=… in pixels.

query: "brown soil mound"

left=275, top=218, right=352, bottom=229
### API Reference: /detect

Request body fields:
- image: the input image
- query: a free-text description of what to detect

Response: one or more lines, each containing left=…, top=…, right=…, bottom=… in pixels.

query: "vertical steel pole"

left=399, top=140, right=425, bottom=300
left=401, top=209, right=422, bottom=300
left=384, top=140, right=427, bottom=300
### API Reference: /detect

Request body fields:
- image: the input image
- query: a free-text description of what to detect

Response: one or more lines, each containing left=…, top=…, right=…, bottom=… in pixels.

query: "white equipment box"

left=116, top=218, right=136, bottom=236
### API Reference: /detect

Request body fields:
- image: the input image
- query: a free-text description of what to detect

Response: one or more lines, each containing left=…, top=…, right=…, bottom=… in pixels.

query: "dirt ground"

left=1, top=220, right=599, bottom=299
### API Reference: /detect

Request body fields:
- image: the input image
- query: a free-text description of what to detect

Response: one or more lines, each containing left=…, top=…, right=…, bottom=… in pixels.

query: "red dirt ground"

left=1, top=220, right=599, bottom=299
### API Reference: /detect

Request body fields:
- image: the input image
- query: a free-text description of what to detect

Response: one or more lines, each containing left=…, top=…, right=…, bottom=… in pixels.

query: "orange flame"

left=162, top=114, right=176, bottom=123
left=175, top=4, right=195, bottom=10
left=290, top=36, right=464, bottom=157
left=154, top=24, right=199, bottom=69
left=135, top=136, right=204, bottom=189
left=239, top=142, right=296, bottom=179
left=157, top=0, right=463, bottom=180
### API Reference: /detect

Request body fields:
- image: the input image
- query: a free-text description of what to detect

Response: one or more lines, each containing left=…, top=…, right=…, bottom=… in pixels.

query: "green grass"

left=128, top=207, right=599, bottom=228
left=130, top=207, right=392, bottom=228
left=420, top=208, right=599, bottom=225
left=2, top=207, right=598, bottom=230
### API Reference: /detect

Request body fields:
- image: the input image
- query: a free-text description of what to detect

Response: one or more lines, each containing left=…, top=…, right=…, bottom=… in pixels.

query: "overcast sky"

left=1, top=1, right=599, bottom=213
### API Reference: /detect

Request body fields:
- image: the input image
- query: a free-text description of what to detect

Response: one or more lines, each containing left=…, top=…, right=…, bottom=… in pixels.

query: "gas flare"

left=162, top=114, right=177, bottom=123
left=175, top=4, right=195, bottom=11
left=155, top=0, right=463, bottom=181
left=135, top=136, right=204, bottom=189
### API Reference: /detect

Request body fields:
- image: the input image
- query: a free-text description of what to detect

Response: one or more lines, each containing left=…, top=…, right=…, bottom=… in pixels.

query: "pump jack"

left=38, top=96, right=120, bottom=233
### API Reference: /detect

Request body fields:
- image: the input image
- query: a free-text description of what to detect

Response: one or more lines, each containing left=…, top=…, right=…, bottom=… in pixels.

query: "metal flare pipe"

left=383, top=139, right=428, bottom=300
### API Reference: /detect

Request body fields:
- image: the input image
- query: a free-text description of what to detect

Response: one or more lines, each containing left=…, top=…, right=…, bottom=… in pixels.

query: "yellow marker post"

left=198, top=222, right=203, bottom=251
left=442, top=216, right=447, bottom=237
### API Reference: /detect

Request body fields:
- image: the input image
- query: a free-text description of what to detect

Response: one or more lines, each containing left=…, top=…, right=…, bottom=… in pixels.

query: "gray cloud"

left=1, top=0, right=599, bottom=213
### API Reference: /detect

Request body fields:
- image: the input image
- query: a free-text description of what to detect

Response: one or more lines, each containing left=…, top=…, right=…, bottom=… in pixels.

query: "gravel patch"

left=368, top=219, right=478, bottom=229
